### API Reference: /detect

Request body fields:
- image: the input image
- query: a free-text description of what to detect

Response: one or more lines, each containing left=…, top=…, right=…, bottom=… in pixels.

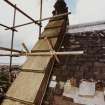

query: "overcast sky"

left=0, top=0, right=105, bottom=65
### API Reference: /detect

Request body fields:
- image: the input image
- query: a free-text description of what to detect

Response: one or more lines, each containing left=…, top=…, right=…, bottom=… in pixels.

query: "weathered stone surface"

left=22, top=56, right=51, bottom=71
left=41, top=27, right=61, bottom=37
left=2, top=99, right=25, bottom=105
left=32, top=38, right=57, bottom=51
left=45, top=19, right=64, bottom=29
left=6, top=72, right=44, bottom=103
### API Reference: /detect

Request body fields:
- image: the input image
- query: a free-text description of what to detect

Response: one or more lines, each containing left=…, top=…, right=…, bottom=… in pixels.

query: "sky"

left=69, top=0, right=105, bottom=24
left=0, top=0, right=105, bottom=65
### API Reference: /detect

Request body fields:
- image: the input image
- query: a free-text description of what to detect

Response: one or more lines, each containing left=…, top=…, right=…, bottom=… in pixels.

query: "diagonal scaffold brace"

left=0, top=23, right=17, bottom=32
left=44, top=37, right=60, bottom=63
left=4, top=0, right=41, bottom=27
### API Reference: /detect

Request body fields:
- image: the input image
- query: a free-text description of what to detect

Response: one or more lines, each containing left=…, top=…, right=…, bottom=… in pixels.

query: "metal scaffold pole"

left=4, top=0, right=40, bottom=26
left=39, top=0, right=43, bottom=38
left=9, top=5, right=16, bottom=83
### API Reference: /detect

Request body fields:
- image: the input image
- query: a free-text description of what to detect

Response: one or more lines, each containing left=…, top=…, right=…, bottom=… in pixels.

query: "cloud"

left=70, top=0, right=105, bottom=24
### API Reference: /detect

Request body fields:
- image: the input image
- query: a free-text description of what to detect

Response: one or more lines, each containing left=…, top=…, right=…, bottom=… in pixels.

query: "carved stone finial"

left=53, top=0, right=68, bottom=15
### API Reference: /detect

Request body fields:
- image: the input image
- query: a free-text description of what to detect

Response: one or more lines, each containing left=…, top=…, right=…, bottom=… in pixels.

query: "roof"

left=67, top=21, right=105, bottom=34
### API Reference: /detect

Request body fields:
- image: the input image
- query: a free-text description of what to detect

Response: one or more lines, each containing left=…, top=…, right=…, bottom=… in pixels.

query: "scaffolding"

left=0, top=0, right=43, bottom=83
left=0, top=0, right=71, bottom=83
